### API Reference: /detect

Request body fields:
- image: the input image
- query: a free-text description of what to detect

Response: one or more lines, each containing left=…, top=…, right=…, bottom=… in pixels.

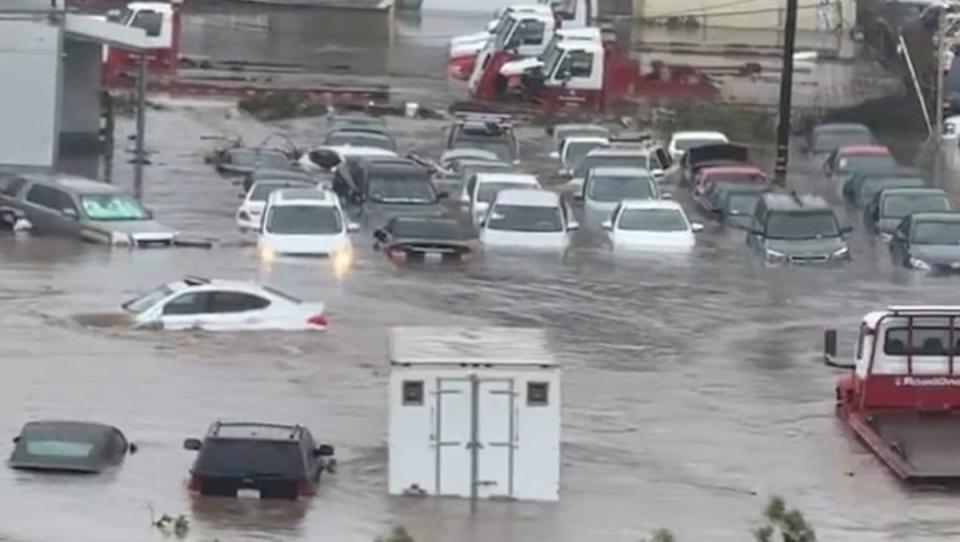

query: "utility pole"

left=773, top=0, right=798, bottom=186
left=133, top=52, right=148, bottom=201
left=935, top=9, right=948, bottom=142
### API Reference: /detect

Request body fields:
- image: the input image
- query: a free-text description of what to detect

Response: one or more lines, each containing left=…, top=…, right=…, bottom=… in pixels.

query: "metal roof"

left=390, top=327, right=557, bottom=367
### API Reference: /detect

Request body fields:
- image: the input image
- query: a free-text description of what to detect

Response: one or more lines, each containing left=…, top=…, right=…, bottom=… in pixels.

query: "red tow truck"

left=468, top=25, right=718, bottom=113
left=824, top=306, right=960, bottom=482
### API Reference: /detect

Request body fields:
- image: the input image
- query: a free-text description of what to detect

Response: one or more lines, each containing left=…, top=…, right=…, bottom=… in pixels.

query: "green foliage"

left=754, top=496, right=817, bottom=542
left=153, top=513, right=190, bottom=539
left=640, top=528, right=677, bottom=542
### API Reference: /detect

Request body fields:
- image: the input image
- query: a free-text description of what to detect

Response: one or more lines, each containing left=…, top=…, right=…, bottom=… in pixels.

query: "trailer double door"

left=434, top=376, right=516, bottom=499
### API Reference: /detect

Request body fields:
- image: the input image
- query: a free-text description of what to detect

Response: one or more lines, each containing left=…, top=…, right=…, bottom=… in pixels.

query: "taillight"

left=188, top=473, right=201, bottom=492
left=297, top=480, right=314, bottom=497
left=307, top=314, right=328, bottom=328
left=387, top=247, right=406, bottom=261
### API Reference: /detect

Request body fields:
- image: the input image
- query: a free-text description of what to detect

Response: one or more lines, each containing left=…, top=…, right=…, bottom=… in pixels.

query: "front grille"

left=788, top=254, right=829, bottom=264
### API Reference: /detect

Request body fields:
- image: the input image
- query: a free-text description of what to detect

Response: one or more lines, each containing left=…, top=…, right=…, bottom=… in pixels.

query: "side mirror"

left=823, top=329, right=855, bottom=368
left=315, top=444, right=335, bottom=457
left=12, top=436, right=20, bottom=444
left=840, top=225, right=853, bottom=234
left=129, top=443, right=139, bottom=454
left=62, top=208, right=78, bottom=219
left=601, top=220, right=613, bottom=231
left=691, top=222, right=704, bottom=233
left=347, top=222, right=360, bottom=233
left=549, top=151, right=560, bottom=159
left=567, top=221, right=580, bottom=231
left=183, top=438, right=202, bottom=451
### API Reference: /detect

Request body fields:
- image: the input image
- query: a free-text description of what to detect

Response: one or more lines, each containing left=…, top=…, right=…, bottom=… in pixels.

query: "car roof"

left=173, top=277, right=291, bottom=297
left=837, top=145, right=890, bottom=155
left=879, top=187, right=947, bottom=197
left=586, top=147, right=645, bottom=157
left=494, top=188, right=558, bottom=206
left=270, top=188, right=337, bottom=205
left=671, top=131, right=727, bottom=140
left=700, top=165, right=765, bottom=176
left=761, top=192, right=831, bottom=211
left=589, top=166, right=652, bottom=177
left=910, top=211, right=960, bottom=222
left=475, top=172, right=539, bottom=184
left=208, top=422, right=306, bottom=441
left=21, top=174, right=121, bottom=195
left=620, top=199, right=684, bottom=211
left=565, top=136, right=610, bottom=145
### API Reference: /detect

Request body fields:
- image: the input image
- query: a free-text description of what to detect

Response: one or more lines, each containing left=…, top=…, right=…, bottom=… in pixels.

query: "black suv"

left=183, top=422, right=334, bottom=500
left=747, top=192, right=852, bottom=265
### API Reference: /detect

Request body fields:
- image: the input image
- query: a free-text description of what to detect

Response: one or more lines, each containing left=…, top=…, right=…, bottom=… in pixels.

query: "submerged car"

left=374, top=216, right=473, bottom=263
left=555, top=136, right=610, bottom=177
left=340, top=158, right=448, bottom=228
left=216, top=148, right=292, bottom=176
left=604, top=199, right=702, bottom=252
left=822, top=144, right=897, bottom=191
left=578, top=167, right=660, bottom=231
left=446, top=114, right=519, bottom=163
left=747, top=192, right=852, bottom=265
left=297, top=145, right=397, bottom=174
left=666, top=130, right=729, bottom=162
left=842, top=169, right=927, bottom=208
left=237, top=179, right=315, bottom=232
left=479, top=189, right=578, bottom=251
left=547, top=123, right=610, bottom=148
left=467, top=172, right=542, bottom=229
left=258, top=188, right=357, bottom=259
left=890, top=212, right=960, bottom=273
left=322, top=128, right=397, bottom=152
left=122, top=276, right=327, bottom=331
left=691, top=165, right=768, bottom=197
left=699, top=182, right=774, bottom=230
left=0, top=174, right=177, bottom=247
left=184, top=422, right=335, bottom=500
left=9, top=421, right=134, bottom=473
left=806, top=123, right=874, bottom=159
left=864, top=187, right=953, bottom=238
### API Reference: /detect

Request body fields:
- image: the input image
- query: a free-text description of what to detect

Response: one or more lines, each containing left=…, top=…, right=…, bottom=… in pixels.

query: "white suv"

left=258, top=188, right=357, bottom=260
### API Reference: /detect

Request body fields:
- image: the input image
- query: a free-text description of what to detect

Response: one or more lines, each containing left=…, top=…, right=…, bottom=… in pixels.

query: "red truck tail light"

left=307, top=314, right=328, bottom=328
left=188, top=473, right=201, bottom=492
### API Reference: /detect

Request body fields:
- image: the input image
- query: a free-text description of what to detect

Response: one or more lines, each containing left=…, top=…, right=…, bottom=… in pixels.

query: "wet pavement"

left=0, top=97, right=958, bottom=542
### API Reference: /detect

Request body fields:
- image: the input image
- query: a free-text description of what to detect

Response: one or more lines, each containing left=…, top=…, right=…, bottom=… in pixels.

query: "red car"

left=692, top=165, right=768, bottom=197
left=822, top=145, right=896, bottom=177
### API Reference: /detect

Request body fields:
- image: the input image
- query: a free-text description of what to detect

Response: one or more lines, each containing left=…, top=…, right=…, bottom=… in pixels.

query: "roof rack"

left=183, top=275, right=211, bottom=285
left=887, top=306, right=960, bottom=315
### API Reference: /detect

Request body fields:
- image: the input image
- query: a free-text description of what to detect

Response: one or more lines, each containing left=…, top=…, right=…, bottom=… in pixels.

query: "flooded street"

left=0, top=99, right=958, bottom=542
left=0, top=3, right=958, bottom=542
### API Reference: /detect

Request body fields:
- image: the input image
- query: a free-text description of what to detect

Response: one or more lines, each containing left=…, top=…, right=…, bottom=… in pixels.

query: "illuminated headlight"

left=331, top=243, right=354, bottom=279
left=111, top=232, right=133, bottom=246
left=831, top=247, right=850, bottom=259
left=909, top=257, right=932, bottom=271
left=259, top=243, right=275, bottom=263
left=765, top=248, right=786, bottom=263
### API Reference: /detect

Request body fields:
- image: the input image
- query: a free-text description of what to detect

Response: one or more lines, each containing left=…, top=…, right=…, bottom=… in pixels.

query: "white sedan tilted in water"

left=604, top=200, right=703, bottom=252
left=122, top=277, right=327, bottom=332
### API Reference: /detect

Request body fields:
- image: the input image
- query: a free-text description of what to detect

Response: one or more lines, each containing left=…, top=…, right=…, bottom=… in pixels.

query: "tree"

left=754, top=496, right=817, bottom=542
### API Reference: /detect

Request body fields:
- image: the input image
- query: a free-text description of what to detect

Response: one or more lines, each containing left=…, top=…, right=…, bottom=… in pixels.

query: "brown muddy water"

left=0, top=99, right=958, bottom=542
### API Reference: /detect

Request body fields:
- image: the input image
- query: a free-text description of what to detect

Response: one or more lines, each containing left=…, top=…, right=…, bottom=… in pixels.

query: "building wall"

left=61, top=40, right=102, bottom=147
left=0, top=14, right=62, bottom=169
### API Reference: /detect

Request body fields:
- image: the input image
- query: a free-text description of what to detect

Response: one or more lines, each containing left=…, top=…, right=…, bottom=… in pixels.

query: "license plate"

left=425, top=252, right=443, bottom=263
left=237, top=488, right=261, bottom=499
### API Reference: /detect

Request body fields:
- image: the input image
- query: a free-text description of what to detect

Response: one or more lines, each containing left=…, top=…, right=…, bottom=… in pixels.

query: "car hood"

left=500, top=57, right=544, bottom=76
left=765, top=236, right=846, bottom=255
left=94, top=219, right=177, bottom=238
left=363, top=201, right=445, bottom=227
left=260, top=234, right=350, bottom=256
left=613, top=231, right=694, bottom=250
left=910, top=245, right=960, bottom=266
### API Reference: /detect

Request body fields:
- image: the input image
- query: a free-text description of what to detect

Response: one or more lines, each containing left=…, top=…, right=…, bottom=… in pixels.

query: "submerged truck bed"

left=850, top=412, right=960, bottom=482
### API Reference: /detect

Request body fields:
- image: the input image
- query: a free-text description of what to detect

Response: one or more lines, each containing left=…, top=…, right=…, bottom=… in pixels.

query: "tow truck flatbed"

left=846, top=411, right=960, bottom=482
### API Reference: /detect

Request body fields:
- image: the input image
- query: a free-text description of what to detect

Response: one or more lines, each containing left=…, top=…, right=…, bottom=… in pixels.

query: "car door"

left=204, top=291, right=273, bottom=330
left=23, top=184, right=71, bottom=234
left=159, top=291, right=215, bottom=330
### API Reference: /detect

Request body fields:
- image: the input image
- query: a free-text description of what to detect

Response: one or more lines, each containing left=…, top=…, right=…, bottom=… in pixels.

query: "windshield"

left=564, top=141, right=606, bottom=167
left=588, top=176, right=656, bottom=202
left=194, top=440, right=305, bottom=477
left=123, top=284, right=174, bottom=314
left=541, top=41, right=564, bottom=78
left=574, top=155, right=644, bottom=177
left=80, top=195, right=149, bottom=221
left=488, top=204, right=563, bottom=232
left=765, top=211, right=840, bottom=240
left=813, top=130, right=872, bottom=152
left=882, top=194, right=951, bottom=218
left=618, top=209, right=689, bottom=231
left=24, top=440, right=95, bottom=459
left=837, top=154, right=896, bottom=173
left=493, top=17, right=517, bottom=49
left=325, top=133, right=392, bottom=150
left=392, top=219, right=467, bottom=240
left=368, top=178, right=436, bottom=204
left=912, top=221, right=960, bottom=245
left=454, top=138, right=514, bottom=162
left=725, top=193, right=763, bottom=215
left=676, top=138, right=725, bottom=151
left=860, top=178, right=925, bottom=202
left=479, top=182, right=532, bottom=203
left=265, top=205, right=343, bottom=234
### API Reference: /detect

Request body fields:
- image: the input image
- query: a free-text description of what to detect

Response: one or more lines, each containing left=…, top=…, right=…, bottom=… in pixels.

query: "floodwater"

left=1, top=100, right=959, bottom=542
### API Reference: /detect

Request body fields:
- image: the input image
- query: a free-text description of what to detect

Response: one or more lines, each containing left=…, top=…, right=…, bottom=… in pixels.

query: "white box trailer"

left=388, top=326, right=560, bottom=502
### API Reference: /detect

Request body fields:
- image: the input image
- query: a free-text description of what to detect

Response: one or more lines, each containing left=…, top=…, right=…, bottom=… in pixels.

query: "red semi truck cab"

left=824, top=306, right=960, bottom=482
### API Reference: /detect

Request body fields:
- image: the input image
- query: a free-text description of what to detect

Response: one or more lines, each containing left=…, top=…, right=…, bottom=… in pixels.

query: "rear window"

left=195, top=440, right=306, bottom=477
